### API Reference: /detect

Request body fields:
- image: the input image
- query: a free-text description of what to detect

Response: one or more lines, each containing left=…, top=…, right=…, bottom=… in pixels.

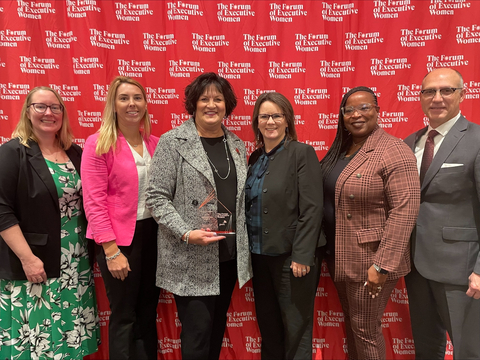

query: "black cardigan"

left=0, top=138, right=83, bottom=280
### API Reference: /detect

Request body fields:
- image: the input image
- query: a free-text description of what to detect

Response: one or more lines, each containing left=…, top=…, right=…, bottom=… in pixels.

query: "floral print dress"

left=0, top=160, right=100, bottom=360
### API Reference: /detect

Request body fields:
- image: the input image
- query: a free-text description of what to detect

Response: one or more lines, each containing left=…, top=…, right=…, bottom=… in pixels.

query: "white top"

left=127, top=140, right=152, bottom=220
left=414, top=112, right=461, bottom=173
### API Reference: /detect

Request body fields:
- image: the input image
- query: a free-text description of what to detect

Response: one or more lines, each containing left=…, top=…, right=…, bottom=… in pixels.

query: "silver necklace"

left=205, top=136, right=231, bottom=180
left=127, top=137, right=142, bottom=148
left=41, top=145, right=61, bottom=162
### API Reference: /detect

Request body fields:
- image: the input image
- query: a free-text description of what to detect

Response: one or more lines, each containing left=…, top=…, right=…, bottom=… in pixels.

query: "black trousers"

left=96, top=217, right=160, bottom=360
left=251, top=249, right=323, bottom=360
left=405, top=267, right=480, bottom=360
left=174, top=259, right=237, bottom=360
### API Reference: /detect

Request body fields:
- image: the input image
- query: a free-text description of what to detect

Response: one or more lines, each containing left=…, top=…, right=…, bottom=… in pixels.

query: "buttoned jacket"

left=0, top=138, right=82, bottom=279
left=404, top=115, right=480, bottom=285
left=82, top=132, right=159, bottom=246
left=333, top=126, right=420, bottom=282
left=248, top=140, right=324, bottom=266
left=146, top=118, right=252, bottom=296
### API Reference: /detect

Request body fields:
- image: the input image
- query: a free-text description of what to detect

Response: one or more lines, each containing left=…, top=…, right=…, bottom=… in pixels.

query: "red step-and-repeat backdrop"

left=1, top=0, right=479, bottom=358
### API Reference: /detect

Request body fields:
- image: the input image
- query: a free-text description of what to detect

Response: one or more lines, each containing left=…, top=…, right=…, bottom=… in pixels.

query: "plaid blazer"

left=333, top=126, right=420, bottom=282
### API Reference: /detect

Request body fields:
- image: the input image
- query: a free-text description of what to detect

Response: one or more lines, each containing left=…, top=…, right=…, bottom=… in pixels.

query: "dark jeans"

left=174, top=259, right=237, bottom=360
left=96, top=217, right=160, bottom=360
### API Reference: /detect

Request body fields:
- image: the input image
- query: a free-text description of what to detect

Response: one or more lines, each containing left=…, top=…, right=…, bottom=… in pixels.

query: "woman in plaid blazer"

left=320, top=86, right=421, bottom=359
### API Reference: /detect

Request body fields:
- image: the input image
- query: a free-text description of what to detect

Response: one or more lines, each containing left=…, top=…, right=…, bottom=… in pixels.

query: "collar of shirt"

left=414, top=112, right=461, bottom=171
left=426, top=111, right=461, bottom=138
left=263, top=136, right=286, bottom=157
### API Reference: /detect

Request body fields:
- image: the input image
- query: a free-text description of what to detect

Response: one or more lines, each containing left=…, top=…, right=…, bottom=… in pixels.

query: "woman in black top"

left=146, top=72, right=252, bottom=360
left=246, top=92, right=324, bottom=359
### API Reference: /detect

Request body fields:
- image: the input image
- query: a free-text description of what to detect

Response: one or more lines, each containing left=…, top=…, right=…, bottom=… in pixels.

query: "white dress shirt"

left=414, top=112, right=461, bottom=173
left=128, top=140, right=152, bottom=220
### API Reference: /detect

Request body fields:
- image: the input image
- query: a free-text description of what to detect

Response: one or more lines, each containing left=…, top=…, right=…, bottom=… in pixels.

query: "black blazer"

left=247, top=140, right=324, bottom=266
left=0, top=138, right=82, bottom=280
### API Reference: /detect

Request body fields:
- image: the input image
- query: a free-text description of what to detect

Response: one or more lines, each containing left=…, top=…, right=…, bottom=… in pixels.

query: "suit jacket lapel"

left=143, top=133, right=158, bottom=157
left=66, top=145, right=81, bottom=175
left=408, top=127, right=428, bottom=151
left=421, top=116, right=467, bottom=190
left=176, top=119, right=216, bottom=188
left=335, top=127, right=383, bottom=208
left=27, top=141, right=58, bottom=207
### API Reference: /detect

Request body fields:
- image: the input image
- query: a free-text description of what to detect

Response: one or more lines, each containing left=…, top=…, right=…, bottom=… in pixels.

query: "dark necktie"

left=420, top=129, right=439, bottom=184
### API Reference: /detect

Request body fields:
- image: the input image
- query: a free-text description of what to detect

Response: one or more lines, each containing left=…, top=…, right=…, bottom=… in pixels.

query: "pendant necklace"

left=127, top=137, right=142, bottom=148
left=205, top=136, right=231, bottom=180
left=41, top=145, right=60, bottom=162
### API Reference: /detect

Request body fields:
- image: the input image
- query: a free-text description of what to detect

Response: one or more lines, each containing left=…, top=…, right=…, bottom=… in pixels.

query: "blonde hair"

left=96, top=76, right=151, bottom=155
left=12, top=86, right=73, bottom=149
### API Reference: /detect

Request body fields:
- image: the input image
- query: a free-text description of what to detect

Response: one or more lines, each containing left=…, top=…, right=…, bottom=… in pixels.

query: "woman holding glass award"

left=146, top=72, right=252, bottom=360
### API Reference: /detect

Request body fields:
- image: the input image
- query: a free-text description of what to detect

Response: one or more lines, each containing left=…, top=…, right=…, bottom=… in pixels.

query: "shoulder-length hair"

left=320, top=86, right=378, bottom=180
left=184, top=72, right=237, bottom=117
left=12, top=86, right=73, bottom=149
left=251, top=92, right=297, bottom=148
left=96, top=76, right=151, bottom=155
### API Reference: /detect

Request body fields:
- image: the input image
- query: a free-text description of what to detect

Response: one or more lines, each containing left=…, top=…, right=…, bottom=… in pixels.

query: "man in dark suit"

left=404, top=67, right=480, bottom=359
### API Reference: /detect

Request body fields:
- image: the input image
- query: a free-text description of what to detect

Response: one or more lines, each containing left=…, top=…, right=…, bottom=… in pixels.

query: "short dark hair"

left=320, top=86, right=378, bottom=179
left=251, top=92, right=297, bottom=148
left=184, top=72, right=237, bottom=117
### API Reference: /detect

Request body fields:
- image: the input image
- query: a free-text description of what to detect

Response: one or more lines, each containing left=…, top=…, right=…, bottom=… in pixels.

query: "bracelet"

left=105, top=249, right=121, bottom=261
left=183, top=230, right=192, bottom=244
left=373, top=263, right=389, bottom=275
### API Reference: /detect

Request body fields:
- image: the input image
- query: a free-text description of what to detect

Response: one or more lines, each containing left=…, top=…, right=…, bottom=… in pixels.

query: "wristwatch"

left=373, top=264, right=389, bottom=275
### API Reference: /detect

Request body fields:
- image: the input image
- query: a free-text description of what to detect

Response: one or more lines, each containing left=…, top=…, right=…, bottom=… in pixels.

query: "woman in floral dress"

left=0, top=86, right=100, bottom=359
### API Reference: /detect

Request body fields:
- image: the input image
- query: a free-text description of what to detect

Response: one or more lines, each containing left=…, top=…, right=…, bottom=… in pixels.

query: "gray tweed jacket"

left=146, top=118, right=252, bottom=296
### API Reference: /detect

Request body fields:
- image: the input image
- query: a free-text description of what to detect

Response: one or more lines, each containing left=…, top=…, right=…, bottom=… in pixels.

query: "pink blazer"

left=82, top=132, right=159, bottom=246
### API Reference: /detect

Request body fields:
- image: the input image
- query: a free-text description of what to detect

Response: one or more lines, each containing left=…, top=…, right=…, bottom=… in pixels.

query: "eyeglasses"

left=341, top=104, right=376, bottom=117
left=258, top=113, right=285, bottom=123
left=29, top=103, right=64, bottom=114
left=420, top=88, right=462, bottom=98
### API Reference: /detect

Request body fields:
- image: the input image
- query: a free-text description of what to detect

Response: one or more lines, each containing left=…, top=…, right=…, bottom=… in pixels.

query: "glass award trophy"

left=198, top=190, right=235, bottom=235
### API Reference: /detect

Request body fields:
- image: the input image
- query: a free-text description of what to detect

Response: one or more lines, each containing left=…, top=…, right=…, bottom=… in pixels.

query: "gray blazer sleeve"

left=146, top=134, right=189, bottom=239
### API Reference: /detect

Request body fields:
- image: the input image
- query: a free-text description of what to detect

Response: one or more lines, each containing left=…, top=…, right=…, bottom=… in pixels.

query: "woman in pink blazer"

left=81, top=76, right=160, bottom=360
